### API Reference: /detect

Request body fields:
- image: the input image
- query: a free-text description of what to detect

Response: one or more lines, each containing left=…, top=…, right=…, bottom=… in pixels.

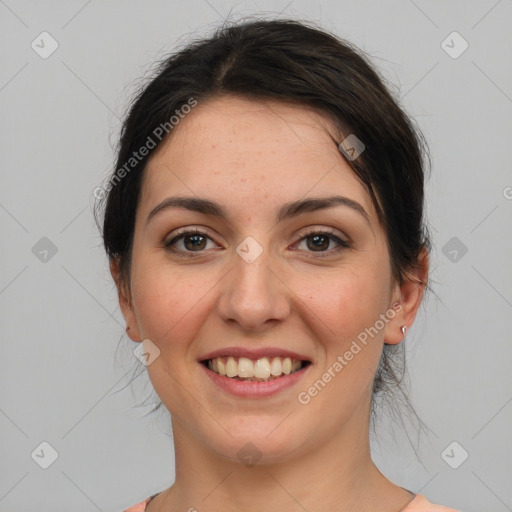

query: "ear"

left=384, top=247, right=429, bottom=345
left=110, top=258, right=142, bottom=342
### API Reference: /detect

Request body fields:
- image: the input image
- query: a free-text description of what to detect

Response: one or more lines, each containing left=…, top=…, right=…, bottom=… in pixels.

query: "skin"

left=112, top=96, right=429, bottom=512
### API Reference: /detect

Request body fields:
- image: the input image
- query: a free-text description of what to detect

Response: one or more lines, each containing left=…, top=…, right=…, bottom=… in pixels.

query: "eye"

left=292, top=228, right=350, bottom=256
left=164, top=228, right=219, bottom=256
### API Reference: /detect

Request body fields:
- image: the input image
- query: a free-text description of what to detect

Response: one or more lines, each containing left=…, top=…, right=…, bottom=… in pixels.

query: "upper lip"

left=199, top=346, right=311, bottom=362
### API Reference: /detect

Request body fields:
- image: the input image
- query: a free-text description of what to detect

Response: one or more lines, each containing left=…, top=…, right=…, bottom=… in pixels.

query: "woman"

left=98, top=18, right=460, bottom=512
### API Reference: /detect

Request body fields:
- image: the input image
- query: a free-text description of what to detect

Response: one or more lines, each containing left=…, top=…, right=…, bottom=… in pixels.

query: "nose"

left=217, top=244, right=291, bottom=332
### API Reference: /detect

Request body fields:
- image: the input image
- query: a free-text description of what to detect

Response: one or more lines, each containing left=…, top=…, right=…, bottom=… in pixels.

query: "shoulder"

left=123, top=497, right=152, bottom=512
left=404, top=494, right=462, bottom=512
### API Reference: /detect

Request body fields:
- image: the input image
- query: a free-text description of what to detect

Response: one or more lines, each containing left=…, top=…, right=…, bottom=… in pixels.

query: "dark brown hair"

left=95, top=18, right=431, bottom=426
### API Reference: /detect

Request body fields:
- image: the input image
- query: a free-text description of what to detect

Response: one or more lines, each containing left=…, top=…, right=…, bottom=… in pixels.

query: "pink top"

left=402, top=494, right=461, bottom=511
left=124, top=493, right=461, bottom=511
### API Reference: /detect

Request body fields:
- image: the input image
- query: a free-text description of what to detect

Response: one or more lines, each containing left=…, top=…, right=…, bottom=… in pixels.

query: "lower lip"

left=200, top=362, right=311, bottom=398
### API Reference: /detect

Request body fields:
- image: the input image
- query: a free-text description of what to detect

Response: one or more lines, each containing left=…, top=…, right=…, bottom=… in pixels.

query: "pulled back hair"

left=95, top=18, right=431, bottom=428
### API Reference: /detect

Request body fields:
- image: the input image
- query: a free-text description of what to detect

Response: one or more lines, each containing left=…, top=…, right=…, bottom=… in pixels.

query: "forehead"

left=139, top=96, right=374, bottom=222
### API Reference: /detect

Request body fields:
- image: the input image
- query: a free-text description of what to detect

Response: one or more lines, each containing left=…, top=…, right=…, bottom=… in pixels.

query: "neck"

left=154, top=401, right=413, bottom=512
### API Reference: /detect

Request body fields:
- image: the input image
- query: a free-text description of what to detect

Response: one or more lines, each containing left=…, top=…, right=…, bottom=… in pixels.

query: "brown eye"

left=306, top=233, right=330, bottom=251
left=294, top=230, right=350, bottom=256
left=164, top=229, right=216, bottom=254
left=182, top=233, right=207, bottom=251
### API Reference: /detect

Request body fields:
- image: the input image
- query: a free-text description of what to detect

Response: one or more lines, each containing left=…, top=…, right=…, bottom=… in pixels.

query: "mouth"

left=200, top=356, right=311, bottom=382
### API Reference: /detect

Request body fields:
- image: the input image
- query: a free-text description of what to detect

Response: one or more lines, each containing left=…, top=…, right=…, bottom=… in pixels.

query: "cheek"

left=130, top=263, right=208, bottom=357
left=302, top=263, right=390, bottom=395
left=305, top=264, right=390, bottom=341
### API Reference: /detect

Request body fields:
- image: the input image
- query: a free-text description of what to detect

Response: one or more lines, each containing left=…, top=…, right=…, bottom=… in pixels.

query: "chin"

left=201, top=419, right=309, bottom=466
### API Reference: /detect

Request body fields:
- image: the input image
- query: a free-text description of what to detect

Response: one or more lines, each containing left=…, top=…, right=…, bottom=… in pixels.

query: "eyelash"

left=163, top=227, right=350, bottom=258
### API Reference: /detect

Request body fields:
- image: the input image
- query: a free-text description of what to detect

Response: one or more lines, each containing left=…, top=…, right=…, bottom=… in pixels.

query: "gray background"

left=1, top=1, right=511, bottom=511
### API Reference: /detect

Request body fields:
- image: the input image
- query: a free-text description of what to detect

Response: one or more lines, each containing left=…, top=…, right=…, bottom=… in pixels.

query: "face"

left=114, top=96, right=422, bottom=465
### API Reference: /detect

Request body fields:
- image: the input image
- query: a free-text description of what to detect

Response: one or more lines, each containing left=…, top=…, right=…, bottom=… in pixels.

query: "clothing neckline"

left=145, top=489, right=418, bottom=511
left=146, top=493, right=160, bottom=505
left=399, top=491, right=418, bottom=511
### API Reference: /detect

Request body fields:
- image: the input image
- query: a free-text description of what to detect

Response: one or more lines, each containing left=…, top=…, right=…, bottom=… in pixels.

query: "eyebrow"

left=146, top=195, right=370, bottom=226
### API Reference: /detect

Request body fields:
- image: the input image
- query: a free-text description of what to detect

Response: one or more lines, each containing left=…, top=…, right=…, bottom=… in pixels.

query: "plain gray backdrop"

left=1, top=1, right=511, bottom=511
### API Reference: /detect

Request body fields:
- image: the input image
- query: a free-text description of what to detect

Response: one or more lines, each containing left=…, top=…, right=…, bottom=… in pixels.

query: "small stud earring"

left=401, top=325, right=407, bottom=337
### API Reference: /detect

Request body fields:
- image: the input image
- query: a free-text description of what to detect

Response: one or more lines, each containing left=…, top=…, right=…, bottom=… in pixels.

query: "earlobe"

left=384, top=247, right=429, bottom=345
left=383, top=301, right=408, bottom=345
left=125, top=325, right=141, bottom=342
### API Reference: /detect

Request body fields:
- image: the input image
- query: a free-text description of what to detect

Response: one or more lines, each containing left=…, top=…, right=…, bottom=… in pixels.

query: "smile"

left=200, top=358, right=312, bottom=398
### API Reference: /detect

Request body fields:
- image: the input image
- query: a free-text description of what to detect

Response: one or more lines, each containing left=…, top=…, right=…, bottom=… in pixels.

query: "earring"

left=401, top=325, right=407, bottom=337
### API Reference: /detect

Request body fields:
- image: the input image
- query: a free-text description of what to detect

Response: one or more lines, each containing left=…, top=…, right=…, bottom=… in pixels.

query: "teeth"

left=226, top=356, right=237, bottom=377
left=238, top=357, right=254, bottom=378
left=206, top=356, right=303, bottom=380
left=254, top=357, right=270, bottom=378
left=270, top=357, right=282, bottom=376
left=217, top=358, right=226, bottom=376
